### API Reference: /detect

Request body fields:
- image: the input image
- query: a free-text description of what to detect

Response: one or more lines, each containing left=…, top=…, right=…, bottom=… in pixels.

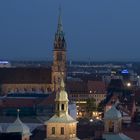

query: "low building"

left=103, top=105, right=133, bottom=140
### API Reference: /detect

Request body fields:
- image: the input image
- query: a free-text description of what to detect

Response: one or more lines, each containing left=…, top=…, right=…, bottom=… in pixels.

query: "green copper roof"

left=56, top=7, right=64, bottom=38
left=45, top=114, right=77, bottom=124
left=103, top=133, right=133, bottom=140
left=6, top=110, right=31, bottom=136
left=6, top=116, right=31, bottom=136
left=104, top=105, right=122, bottom=120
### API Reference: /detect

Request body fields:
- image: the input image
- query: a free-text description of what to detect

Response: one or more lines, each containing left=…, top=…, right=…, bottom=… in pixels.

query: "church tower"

left=104, top=105, right=122, bottom=134
left=103, top=105, right=133, bottom=140
left=45, top=79, right=79, bottom=140
left=52, top=8, right=67, bottom=92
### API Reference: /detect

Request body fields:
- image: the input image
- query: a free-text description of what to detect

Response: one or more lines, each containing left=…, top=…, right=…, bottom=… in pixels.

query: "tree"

left=97, top=100, right=104, bottom=112
left=86, top=98, right=97, bottom=116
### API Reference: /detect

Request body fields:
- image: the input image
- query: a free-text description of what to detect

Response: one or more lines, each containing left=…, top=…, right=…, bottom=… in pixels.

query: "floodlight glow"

left=0, top=61, right=9, bottom=64
left=121, top=69, right=129, bottom=74
left=127, top=83, right=131, bottom=87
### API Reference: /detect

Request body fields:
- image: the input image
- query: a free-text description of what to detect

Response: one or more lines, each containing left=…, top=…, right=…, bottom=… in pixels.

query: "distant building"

left=67, top=80, right=106, bottom=105
left=0, top=10, right=67, bottom=95
left=0, top=92, right=76, bottom=118
left=103, top=105, right=133, bottom=140
left=104, top=79, right=136, bottom=122
left=0, top=61, right=11, bottom=68
left=87, top=80, right=107, bottom=106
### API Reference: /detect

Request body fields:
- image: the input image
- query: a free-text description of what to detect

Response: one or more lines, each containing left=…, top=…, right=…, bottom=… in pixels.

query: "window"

left=52, top=127, right=55, bottom=135
left=57, top=104, right=59, bottom=110
left=109, top=121, right=114, bottom=132
left=61, top=127, right=64, bottom=135
left=61, top=104, right=64, bottom=110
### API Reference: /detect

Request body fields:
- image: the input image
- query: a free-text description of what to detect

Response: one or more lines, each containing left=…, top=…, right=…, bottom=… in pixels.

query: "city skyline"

left=0, top=0, right=140, bottom=61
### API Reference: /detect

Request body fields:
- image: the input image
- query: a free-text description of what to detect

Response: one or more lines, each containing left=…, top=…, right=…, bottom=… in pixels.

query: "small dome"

left=6, top=117, right=31, bottom=136
left=104, top=106, right=122, bottom=120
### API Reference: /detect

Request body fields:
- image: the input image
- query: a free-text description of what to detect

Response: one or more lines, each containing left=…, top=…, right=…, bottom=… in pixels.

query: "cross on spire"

left=17, top=109, right=20, bottom=119
left=60, top=78, right=65, bottom=91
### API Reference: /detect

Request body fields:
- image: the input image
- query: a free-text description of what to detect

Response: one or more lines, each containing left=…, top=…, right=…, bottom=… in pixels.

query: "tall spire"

left=60, top=78, right=65, bottom=91
left=17, top=109, right=20, bottom=119
left=57, top=6, right=64, bottom=38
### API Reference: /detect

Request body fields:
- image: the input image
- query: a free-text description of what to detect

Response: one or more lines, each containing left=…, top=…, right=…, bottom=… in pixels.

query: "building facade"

left=45, top=79, right=79, bottom=140
left=0, top=11, right=67, bottom=95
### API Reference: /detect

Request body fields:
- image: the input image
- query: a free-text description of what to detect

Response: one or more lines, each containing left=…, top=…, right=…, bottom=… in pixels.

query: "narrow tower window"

left=61, top=104, right=64, bottom=110
left=57, top=104, right=59, bottom=111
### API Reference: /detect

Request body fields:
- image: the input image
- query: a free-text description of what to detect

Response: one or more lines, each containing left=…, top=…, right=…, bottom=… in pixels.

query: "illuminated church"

left=0, top=10, right=67, bottom=95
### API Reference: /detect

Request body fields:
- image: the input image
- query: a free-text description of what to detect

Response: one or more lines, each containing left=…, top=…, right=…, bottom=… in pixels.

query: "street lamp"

left=127, top=82, right=131, bottom=87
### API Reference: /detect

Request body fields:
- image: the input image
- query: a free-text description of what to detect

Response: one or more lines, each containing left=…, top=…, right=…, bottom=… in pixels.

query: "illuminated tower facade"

left=52, top=9, right=67, bottom=92
left=45, top=79, right=79, bottom=140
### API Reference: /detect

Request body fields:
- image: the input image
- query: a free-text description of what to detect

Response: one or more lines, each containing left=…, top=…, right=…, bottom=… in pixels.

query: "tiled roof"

left=87, top=80, right=106, bottom=93
left=37, top=94, right=55, bottom=106
left=0, top=94, right=55, bottom=108
left=122, top=123, right=140, bottom=140
left=0, top=98, right=38, bottom=108
left=103, top=133, right=133, bottom=140
left=108, top=79, right=124, bottom=91
left=0, top=67, right=52, bottom=84
left=66, top=81, right=87, bottom=93
left=45, top=114, right=77, bottom=124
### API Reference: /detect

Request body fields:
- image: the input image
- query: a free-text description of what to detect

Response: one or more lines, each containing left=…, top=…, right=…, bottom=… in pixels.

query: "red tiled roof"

left=0, top=67, right=52, bottom=84
left=0, top=98, right=37, bottom=108
left=87, top=80, right=106, bottom=94
left=38, top=94, right=55, bottom=106
left=122, top=123, right=140, bottom=140
left=66, top=81, right=87, bottom=93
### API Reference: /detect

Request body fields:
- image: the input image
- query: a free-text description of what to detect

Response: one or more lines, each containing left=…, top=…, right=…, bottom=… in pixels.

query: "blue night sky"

left=0, top=0, right=140, bottom=61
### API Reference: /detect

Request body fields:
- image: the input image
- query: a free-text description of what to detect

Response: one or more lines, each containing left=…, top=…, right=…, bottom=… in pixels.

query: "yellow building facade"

left=45, top=79, right=79, bottom=140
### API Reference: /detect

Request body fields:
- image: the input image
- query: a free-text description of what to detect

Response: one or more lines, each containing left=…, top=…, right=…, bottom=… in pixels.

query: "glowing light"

left=96, top=116, right=99, bottom=120
left=89, top=119, right=93, bottom=122
left=127, top=83, right=131, bottom=87
left=0, top=61, right=9, bottom=64
left=121, top=69, right=129, bottom=74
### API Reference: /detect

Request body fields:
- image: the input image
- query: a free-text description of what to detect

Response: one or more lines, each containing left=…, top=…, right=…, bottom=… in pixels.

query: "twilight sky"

left=0, top=0, right=140, bottom=61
